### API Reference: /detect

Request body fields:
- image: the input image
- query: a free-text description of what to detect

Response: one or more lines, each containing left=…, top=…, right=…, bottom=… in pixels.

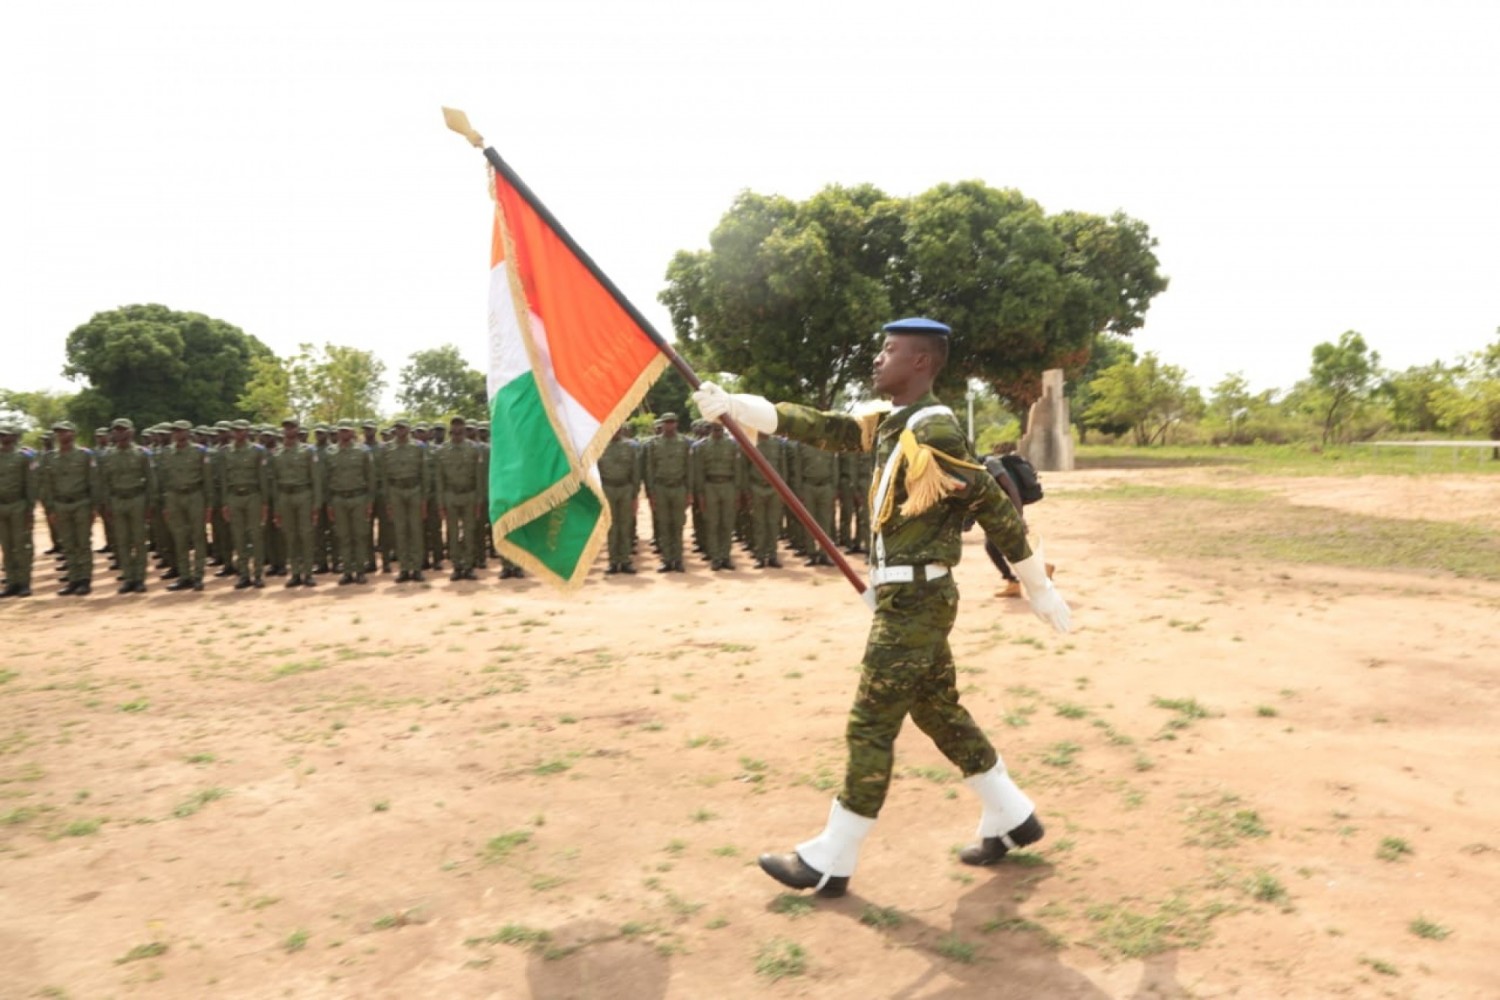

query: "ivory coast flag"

left=487, top=165, right=667, bottom=588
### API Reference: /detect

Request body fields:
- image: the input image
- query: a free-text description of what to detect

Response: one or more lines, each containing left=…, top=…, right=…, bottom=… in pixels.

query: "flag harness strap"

left=870, top=405, right=953, bottom=583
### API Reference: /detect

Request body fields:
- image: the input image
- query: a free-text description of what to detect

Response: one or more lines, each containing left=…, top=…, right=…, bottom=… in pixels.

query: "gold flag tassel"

left=870, top=431, right=988, bottom=529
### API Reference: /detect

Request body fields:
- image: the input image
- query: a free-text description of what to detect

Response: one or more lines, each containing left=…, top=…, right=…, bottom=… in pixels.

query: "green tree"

left=1068, top=333, right=1138, bottom=441
left=397, top=345, right=487, bottom=420
left=1432, top=331, right=1500, bottom=445
left=0, top=388, right=77, bottom=437
left=1084, top=352, right=1204, bottom=445
left=1382, top=360, right=1460, bottom=433
left=62, top=304, right=272, bottom=427
left=1309, top=330, right=1381, bottom=444
left=294, top=344, right=386, bottom=426
left=661, top=184, right=905, bottom=407
left=237, top=354, right=293, bottom=424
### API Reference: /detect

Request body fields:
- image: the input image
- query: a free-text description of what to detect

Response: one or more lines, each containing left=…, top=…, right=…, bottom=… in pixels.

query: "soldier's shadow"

left=826, top=861, right=1186, bottom=1000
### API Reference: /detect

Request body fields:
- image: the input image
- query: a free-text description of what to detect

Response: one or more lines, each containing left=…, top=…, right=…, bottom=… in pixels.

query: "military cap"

left=392, top=417, right=411, bottom=429
left=281, top=416, right=300, bottom=427
left=361, top=419, right=377, bottom=430
left=52, top=420, right=76, bottom=433
left=449, top=416, right=467, bottom=426
left=336, top=418, right=356, bottom=430
left=659, top=412, right=679, bottom=422
left=229, top=419, right=250, bottom=430
left=414, top=422, right=429, bottom=432
left=194, top=425, right=212, bottom=435
left=0, top=423, right=17, bottom=436
left=94, top=427, right=109, bottom=436
left=882, top=316, right=951, bottom=336
left=111, top=417, right=135, bottom=431
left=215, top=420, right=234, bottom=430
left=171, top=419, right=192, bottom=431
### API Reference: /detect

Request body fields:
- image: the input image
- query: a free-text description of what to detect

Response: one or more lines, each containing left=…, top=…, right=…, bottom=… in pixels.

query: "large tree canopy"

left=661, top=181, right=1166, bottom=413
left=62, top=303, right=272, bottom=429
left=397, top=345, right=487, bottom=420
left=661, top=184, right=906, bottom=408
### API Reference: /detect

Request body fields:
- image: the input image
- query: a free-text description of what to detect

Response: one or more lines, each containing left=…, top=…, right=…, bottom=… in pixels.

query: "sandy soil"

left=1, top=469, right=1497, bottom=1000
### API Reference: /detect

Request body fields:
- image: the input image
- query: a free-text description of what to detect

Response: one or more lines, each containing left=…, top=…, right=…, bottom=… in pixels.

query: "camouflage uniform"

left=775, top=392, right=1031, bottom=818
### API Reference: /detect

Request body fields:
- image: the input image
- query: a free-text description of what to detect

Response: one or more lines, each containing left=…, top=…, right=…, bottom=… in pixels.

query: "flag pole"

left=443, top=108, right=869, bottom=599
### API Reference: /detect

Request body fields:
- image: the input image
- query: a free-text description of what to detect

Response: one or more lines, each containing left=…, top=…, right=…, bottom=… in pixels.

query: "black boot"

left=958, top=813, right=1046, bottom=866
left=757, top=853, right=849, bottom=898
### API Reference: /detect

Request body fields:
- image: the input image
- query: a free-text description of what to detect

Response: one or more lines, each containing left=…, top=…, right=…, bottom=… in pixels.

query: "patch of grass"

left=283, top=929, right=309, bottom=953
left=372, top=912, right=414, bottom=930
left=1245, top=870, right=1290, bottom=906
left=860, top=905, right=904, bottom=929
left=1185, top=799, right=1269, bottom=848
left=271, top=659, right=327, bottom=680
left=1053, top=702, right=1089, bottom=719
left=1070, top=470, right=1500, bottom=580
left=61, top=818, right=102, bottom=837
left=1359, top=955, right=1399, bottom=976
left=465, top=924, right=553, bottom=952
left=1255, top=705, right=1279, bottom=717
left=481, top=830, right=534, bottom=864
left=172, top=787, right=228, bottom=819
left=532, top=758, right=572, bottom=776
left=1377, top=836, right=1413, bottom=861
left=117, top=699, right=149, bottom=713
left=981, top=916, right=1065, bottom=949
left=1408, top=916, right=1451, bottom=940
left=770, top=893, right=816, bottom=918
left=114, top=941, right=168, bottom=964
left=904, top=764, right=958, bottom=785
left=372, top=800, right=390, bottom=812
left=754, top=938, right=807, bottom=980
left=1084, top=894, right=1218, bottom=959
left=1042, top=741, right=1082, bottom=767
left=0, top=669, right=16, bottom=685
left=690, top=808, right=716, bottom=823
left=185, top=752, right=216, bottom=764
left=934, top=934, right=978, bottom=963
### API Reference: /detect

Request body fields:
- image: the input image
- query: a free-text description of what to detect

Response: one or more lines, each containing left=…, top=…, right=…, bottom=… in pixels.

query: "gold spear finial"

left=442, top=107, right=485, bottom=148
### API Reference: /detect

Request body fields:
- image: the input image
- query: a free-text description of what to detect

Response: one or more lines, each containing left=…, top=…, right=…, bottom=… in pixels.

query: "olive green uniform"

left=40, top=447, right=99, bottom=587
left=156, top=442, right=214, bottom=584
left=434, top=439, right=485, bottom=574
left=645, top=434, right=690, bottom=567
left=323, top=442, right=373, bottom=576
left=0, top=443, right=37, bottom=592
left=690, top=432, right=741, bottom=568
left=270, top=442, right=322, bottom=580
left=797, top=443, right=838, bottom=563
left=598, top=436, right=639, bottom=570
left=105, top=443, right=147, bottom=577
left=838, top=450, right=874, bottom=553
left=747, top=435, right=788, bottom=566
left=381, top=438, right=427, bottom=576
left=774, top=393, right=1031, bottom=818
left=220, top=442, right=270, bottom=582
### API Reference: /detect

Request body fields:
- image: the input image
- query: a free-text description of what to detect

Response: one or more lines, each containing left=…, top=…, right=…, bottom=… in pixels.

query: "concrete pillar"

left=1019, top=369, right=1074, bottom=472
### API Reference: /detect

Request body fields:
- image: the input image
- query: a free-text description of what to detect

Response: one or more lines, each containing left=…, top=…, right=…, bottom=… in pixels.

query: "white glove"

left=691, top=381, right=779, bottom=435
left=1012, top=541, right=1070, bottom=634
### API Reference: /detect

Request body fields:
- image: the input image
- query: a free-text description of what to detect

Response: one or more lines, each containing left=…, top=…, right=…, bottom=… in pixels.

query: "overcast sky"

left=4, top=0, right=1497, bottom=409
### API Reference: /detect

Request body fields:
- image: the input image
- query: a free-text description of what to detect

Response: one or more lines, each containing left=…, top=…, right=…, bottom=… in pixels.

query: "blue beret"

left=883, top=317, right=951, bottom=336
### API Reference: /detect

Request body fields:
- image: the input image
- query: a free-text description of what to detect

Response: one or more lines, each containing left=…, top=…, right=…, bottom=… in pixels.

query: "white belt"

left=870, top=564, right=949, bottom=587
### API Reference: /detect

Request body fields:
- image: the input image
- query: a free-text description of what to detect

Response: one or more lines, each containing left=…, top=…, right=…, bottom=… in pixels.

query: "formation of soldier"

left=1, top=410, right=877, bottom=599
left=0, top=415, right=519, bottom=598
left=603, top=413, right=873, bottom=575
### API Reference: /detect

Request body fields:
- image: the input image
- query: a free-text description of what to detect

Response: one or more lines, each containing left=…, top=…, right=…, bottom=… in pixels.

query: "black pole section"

left=482, top=145, right=868, bottom=598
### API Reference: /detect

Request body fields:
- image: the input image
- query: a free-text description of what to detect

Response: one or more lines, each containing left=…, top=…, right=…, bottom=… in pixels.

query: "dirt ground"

left=1, top=467, right=1497, bottom=1000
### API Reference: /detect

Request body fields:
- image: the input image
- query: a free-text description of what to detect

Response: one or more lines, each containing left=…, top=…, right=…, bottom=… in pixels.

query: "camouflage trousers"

left=841, top=574, right=997, bottom=818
